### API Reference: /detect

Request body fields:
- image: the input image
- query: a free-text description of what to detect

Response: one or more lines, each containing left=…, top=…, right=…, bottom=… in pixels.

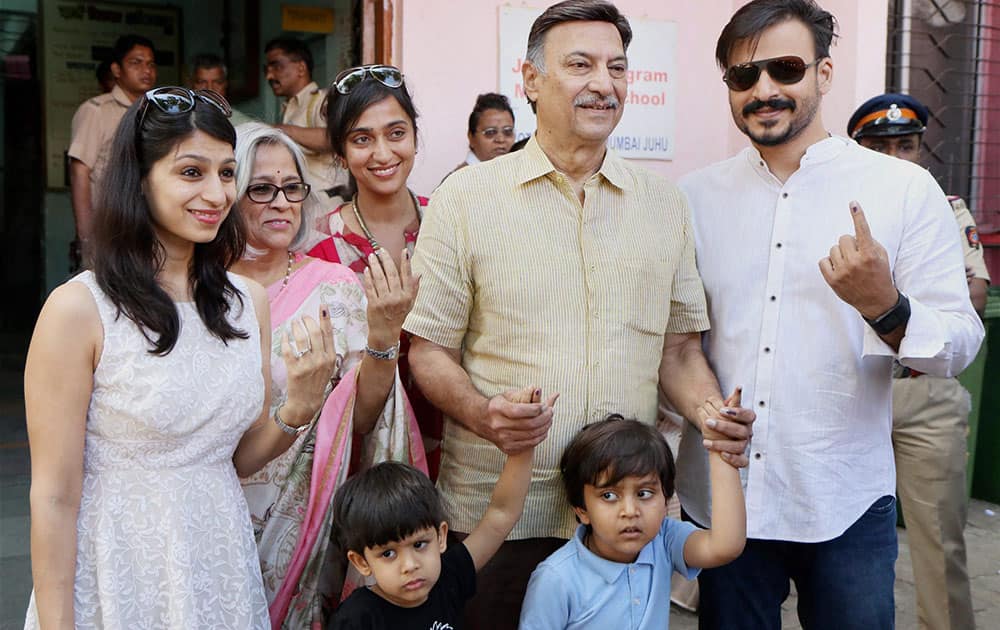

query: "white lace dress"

left=24, top=271, right=270, bottom=629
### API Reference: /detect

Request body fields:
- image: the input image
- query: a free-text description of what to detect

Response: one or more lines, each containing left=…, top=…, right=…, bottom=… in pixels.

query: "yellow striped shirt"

left=405, top=136, right=709, bottom=539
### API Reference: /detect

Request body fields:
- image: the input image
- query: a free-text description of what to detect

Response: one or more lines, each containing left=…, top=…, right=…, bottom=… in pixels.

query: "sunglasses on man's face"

left=137, top=86, right=232, bottom=129
left=722, top=56, right=820, bottom=92
left=332, top=65, right=403, bottom=95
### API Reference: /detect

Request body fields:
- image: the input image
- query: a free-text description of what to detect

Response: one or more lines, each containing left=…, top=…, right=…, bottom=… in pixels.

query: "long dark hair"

left=92, top=96, right=247, bottom=355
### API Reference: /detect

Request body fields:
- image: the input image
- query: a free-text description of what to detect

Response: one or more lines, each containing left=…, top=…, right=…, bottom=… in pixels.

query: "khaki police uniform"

left=281, top=81, right=347, bottom=195
left=68, top=84, right=133, bottom=208
left=891, top=195, right=988, bottom=630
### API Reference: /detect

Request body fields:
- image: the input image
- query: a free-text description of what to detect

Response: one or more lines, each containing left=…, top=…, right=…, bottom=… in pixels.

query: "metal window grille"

left=886, top=0, right=1000, bottom=232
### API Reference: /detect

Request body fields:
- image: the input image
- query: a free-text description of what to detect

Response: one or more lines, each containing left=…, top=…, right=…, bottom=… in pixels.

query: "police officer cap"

left=847, top=93, right=929, bottom=140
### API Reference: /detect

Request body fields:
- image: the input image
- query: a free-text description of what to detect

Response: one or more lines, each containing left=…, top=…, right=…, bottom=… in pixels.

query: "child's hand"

left=485, top=387, right=559, bottom=454
left=503, top=385, right=541, bottom=405
left=699, top=386, right=752, bottom=469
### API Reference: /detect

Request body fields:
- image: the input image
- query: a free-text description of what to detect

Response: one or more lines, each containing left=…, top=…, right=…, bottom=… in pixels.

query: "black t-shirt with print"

left=327, top=542, right=476, bottom=630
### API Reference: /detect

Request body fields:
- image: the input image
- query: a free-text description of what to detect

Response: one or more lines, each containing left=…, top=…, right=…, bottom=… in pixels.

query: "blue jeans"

left=695, top=495, right=898, bottom=630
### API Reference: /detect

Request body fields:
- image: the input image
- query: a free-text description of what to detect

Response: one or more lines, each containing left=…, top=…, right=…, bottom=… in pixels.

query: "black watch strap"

left=864, top=291, right=911, bottom=336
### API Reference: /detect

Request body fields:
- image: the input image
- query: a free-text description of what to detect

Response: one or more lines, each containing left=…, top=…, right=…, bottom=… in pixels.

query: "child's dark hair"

left=333, top=462, right=447, bottom=554
left=560, top=414, right=676, bottom=510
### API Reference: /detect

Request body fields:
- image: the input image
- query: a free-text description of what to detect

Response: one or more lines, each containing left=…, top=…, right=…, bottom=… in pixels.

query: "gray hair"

left=234, top=122, right=318, bottom=253
left=523, top=0, right=632, bottom=109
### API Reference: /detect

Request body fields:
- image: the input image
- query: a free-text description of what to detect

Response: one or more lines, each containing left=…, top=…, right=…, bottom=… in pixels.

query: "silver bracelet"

left=273, top=405, right=309, bottom=436
left=365, top=341, right=400, bottom=361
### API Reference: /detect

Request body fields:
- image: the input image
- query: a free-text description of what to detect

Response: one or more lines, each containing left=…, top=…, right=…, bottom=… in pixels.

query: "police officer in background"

left=849, top=93, right=989, bottom=630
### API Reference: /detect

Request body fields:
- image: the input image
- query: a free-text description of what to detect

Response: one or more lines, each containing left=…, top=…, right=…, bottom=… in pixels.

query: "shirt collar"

left=111, top=84, right=134, bottom=108
left=571, top=524, right=655, bottom=585
left=515, top=135, right=631, bottom=191
left=747, top=134, right=849, bottom=181
left=288, top=81, right=320, bottom=106
left=465, top=150, right=481, bottom=166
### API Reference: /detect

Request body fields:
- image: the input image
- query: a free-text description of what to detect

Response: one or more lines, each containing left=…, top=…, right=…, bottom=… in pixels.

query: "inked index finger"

left=723, top=386, right=742, bottom=408
left=849, top=201, right=873, bottom=245
left=399, top=248, right=415, bottom=295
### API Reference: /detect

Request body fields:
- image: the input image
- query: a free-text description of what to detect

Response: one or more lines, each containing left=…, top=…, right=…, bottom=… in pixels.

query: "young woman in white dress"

left=23, top=87, right=334, bottom=629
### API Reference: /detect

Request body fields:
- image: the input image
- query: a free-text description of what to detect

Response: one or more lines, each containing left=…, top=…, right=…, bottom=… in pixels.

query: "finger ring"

left=293, top=348, right=306, bottom=359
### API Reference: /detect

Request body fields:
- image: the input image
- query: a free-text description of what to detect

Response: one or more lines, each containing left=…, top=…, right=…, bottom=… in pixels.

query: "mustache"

left=574, top=94, right=621, bottom=109
left=743, top=98, right=796, bottom=116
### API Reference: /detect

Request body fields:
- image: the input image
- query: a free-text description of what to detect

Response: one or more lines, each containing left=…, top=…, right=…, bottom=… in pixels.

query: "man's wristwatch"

left=864, top=291, right=911, bottom=336
left=365, top=342, right=400, bottom=361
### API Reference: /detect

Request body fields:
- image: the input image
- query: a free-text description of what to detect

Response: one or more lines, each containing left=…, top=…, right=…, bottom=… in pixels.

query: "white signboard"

left=498, top=6, right=677, bottom=160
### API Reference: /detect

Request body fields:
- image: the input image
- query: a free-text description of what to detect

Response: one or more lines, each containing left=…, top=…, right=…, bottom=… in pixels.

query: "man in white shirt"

left=677, top=1, right=984, bottom=628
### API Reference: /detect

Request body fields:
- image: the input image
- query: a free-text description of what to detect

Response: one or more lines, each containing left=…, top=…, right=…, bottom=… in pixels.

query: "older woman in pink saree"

left=231, top=122, right=426, bottom=629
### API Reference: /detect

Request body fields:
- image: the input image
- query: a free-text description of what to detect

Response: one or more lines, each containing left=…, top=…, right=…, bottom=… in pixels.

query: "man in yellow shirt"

left=405, top=1, right=754, bottom=627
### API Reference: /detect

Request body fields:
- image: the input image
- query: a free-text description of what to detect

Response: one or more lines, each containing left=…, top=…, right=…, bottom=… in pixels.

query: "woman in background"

left=444, top=92, right=517, bottom=179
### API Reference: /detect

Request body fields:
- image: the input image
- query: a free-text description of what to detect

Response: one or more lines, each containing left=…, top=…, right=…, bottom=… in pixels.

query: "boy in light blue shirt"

left=519, top=404, right=747, bottom=630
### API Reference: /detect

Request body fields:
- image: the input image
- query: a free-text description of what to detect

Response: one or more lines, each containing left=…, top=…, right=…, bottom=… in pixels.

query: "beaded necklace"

left=350, top=191, right=421, bottom=251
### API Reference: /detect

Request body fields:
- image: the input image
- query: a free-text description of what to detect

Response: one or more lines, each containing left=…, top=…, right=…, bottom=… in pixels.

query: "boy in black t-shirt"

left=329, top=387, right=554, bottom=630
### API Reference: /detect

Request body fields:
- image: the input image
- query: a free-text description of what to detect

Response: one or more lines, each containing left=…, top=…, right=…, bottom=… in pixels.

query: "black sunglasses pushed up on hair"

left=722, top=56, right=820, bottom=92
left=332, top=64, right=403, bottom=95
left=137, top=87, right=232, bottom=129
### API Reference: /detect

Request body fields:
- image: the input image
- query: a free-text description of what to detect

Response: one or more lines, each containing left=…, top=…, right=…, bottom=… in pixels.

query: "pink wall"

left=399, top=0, right=887, bottom=195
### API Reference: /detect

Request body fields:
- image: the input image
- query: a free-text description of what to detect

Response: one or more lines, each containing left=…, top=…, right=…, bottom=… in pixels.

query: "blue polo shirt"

left=519, top=518, right=699, bottom=630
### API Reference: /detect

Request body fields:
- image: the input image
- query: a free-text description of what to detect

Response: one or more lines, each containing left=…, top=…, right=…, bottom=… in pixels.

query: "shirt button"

left=770, top=295, right=777, bottom=302
left=758, top=400, right=766, bottom=407
left=629, top=566, right=636, bottom=574
left=782, top=192, right=789, bottom=198
left=754, top=452, right=762, bottom=460
left=763, top=347, right=771, bottom=353
left=633, top=598, right=641, bottom=605
left=775, top=242, right=782, bottom=249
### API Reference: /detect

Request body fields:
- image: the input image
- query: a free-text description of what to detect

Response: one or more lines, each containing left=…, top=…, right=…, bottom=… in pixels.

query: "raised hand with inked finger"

left=351, top=247, right=422, bottom=434
left=818, top=201, right=901, bottom=323
left=280, top=305, right=339, bottom=429
left=362, top=248, right=420, bottom=351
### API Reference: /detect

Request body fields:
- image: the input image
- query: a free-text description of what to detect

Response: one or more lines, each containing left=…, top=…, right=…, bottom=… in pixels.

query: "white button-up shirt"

left=676, top=136, right=984, bottom=542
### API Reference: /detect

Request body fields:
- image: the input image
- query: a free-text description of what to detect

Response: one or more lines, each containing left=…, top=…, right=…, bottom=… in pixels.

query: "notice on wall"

left=498, top=6, right=677, bottom=160
left=41, top=2, right=181, bottom=189
left=281, top=5, right=335, bottom=34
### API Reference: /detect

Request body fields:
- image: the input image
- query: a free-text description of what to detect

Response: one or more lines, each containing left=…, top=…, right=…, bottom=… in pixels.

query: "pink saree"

left=240, top=257, right=426, bottom=629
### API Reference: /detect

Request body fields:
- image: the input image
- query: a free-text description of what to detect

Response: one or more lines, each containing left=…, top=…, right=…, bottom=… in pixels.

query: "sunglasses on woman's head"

left=137, top=87, right=232, bottom=129
left=332, top=65, right=403, bottom=94
left=722, top=56, right=821, bottom=92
